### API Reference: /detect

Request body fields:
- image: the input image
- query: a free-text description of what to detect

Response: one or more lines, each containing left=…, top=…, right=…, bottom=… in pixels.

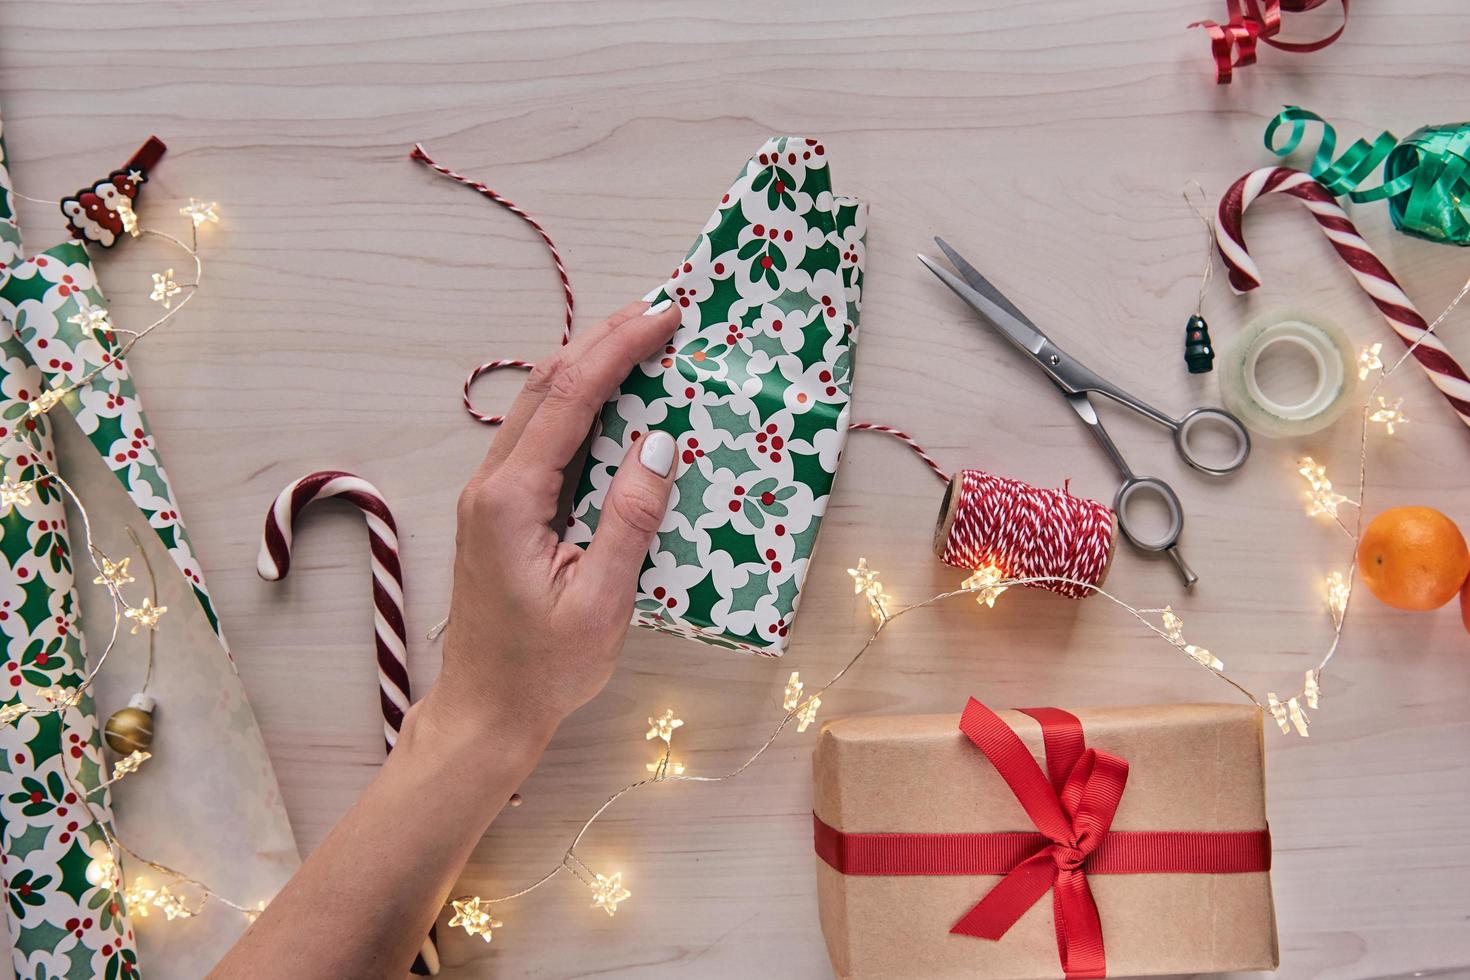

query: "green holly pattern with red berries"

left=568, top=137, right=866, bottom=655
left=0, top=122, right=140, bottom=978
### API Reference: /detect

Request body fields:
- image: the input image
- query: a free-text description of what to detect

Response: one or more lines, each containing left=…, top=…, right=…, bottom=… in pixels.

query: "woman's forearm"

left=208, top=689, right=554, bottom=979
left=212, top=299, right=682, bottom=975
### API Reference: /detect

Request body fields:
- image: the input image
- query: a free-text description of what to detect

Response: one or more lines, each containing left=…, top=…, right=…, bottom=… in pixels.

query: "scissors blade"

left=933, top=237, right=1041, bottom=334
left=916, top=252, right=1047, bottom=357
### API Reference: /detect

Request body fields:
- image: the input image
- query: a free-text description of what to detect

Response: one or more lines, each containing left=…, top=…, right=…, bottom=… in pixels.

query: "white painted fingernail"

left=638, top=431, right=675, bottom=477
left=643, top=298, right=673, bottom=316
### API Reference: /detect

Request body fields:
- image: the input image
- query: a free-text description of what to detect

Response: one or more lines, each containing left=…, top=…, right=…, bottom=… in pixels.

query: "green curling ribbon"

left=1265, top=106, right=1470, bottom=246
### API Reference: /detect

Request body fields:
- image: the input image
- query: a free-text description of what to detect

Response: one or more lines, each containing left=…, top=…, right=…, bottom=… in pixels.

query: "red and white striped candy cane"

left=257, top=470, right=439, bottom=974
left=1215, top=166, right=1470, bottom=431
left=258, top=470, right=412, bottom=750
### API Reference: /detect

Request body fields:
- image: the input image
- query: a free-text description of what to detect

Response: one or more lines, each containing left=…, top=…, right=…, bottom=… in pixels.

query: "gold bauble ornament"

left=104, top=693, right=155, bottom=755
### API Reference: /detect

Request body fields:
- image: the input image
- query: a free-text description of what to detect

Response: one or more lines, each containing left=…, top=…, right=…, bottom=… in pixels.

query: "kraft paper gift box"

left=812, top=700, right=1278, bottom=980
left=566, top=137, right=866, bottom=657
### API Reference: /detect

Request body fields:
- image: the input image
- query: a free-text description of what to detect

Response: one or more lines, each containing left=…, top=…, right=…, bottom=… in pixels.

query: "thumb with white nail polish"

left=583, top=430, right=678, bottom=595
left=638, top=429, right=675, bottom=477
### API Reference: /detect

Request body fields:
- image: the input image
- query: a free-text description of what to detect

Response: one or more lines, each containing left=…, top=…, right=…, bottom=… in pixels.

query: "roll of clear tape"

left=1219, top=311, right=1356, bottom=438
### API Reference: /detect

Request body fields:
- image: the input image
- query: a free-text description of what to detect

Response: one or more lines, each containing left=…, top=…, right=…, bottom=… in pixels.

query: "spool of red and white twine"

left=257, top=470, right=439, bottom=976
left=1215, top=167, right=1470, bottom=433
left=934, top=469, right=1117, bottom=599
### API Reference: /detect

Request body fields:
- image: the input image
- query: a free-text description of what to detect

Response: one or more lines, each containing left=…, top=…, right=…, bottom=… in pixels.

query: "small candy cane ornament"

left=258, top=470, right=439, bottom=974
left=1215, top=166, right=1470, bottom=432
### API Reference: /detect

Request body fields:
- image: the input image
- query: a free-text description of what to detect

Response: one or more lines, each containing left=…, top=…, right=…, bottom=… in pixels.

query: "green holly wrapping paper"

left=0, top=120, right=140, bottom=978
left=1, top=242, right=224, bottom=639
left=567, top=137, right=866, bottom=655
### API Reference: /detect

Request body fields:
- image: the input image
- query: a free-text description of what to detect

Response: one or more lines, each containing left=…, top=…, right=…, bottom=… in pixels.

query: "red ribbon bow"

left=949, top=700, right=1124, bottom=978
left=1189, top=0, right=1348, bottom=84
left=814, top=699, right=1272, bottom=979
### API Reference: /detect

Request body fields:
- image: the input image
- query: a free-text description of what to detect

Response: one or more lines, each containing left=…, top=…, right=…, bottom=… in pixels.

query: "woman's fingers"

left=474, top=299, right=655, bottom=482
left=580, top=430, right=677, bottom=601
left=504, top=300, right=680, bottom=488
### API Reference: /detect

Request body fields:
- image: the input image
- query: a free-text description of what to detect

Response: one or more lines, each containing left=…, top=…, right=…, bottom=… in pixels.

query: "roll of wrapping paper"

left=0, top=110, right=139, bottom=979
left=933, top=469, right=1117, bottom=599
left=0, top=123, right=298, bottom=978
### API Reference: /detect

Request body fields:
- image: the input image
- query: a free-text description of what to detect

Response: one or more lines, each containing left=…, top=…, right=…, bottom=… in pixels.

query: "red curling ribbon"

left=1189, top=0, right=1349, bottom=84
left=813, top=699, right=1272, bottom=979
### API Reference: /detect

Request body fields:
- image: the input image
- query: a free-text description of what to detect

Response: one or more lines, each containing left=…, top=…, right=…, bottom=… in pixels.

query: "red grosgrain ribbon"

left=1188, top=0, right=1348, bottom=84
left=813, top=699, right=1272, bottom=979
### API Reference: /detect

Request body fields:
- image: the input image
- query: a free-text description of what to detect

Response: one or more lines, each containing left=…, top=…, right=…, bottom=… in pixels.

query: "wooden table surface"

left=4, top=1, right=1468, bottom=976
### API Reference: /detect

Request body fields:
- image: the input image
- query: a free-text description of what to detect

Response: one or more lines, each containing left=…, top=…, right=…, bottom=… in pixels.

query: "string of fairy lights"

left=0, top=193, right=262, bottom=924
left=435, top=278, right=1470, bottom=945
left=0, top=176, right=1463, bottom=954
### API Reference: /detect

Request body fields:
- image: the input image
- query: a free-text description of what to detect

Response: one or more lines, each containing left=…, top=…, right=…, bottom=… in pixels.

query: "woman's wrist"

left=406, top=683, right=560, bottom=779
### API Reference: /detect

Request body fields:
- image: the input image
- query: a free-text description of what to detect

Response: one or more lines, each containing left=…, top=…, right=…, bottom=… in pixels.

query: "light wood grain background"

left=4, top=1, right=1469, bottom=976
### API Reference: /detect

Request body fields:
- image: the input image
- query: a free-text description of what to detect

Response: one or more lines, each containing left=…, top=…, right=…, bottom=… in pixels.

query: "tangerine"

left=1357, top=506, right=1469, bottom=611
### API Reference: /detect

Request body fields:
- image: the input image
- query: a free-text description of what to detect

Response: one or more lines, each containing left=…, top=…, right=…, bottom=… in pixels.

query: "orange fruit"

left=1357, top=506, right=1469, bottom=611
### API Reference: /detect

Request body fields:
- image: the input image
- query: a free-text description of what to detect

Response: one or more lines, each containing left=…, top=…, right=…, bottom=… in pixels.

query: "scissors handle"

left=1070, top=367, right=1251, bottom=478
left=1171, top=407, right=1251, bottom=476
left=1068, top=395, right=1199, bottom=587
left=1113, top=477, right=1197, bottom=587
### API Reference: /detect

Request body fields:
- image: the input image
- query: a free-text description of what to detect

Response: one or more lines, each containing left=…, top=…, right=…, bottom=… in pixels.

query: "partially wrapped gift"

left=813, top=700, right=1278, bottom=979
left=567, top=137, right=865, bottom=656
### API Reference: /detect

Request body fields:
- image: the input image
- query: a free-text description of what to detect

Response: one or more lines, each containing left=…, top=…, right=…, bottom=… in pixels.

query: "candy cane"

left=1216, top=166, right=1470, bottom=431
left=257, top=470, right=439, bottom=975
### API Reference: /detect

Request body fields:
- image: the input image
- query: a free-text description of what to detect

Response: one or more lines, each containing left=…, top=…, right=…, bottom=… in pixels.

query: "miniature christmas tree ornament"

left=1184, top=314, right=1215, bottom=373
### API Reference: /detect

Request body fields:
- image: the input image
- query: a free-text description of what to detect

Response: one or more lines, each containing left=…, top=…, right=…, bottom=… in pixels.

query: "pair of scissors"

left=918, top=237, right=1250, bottom=587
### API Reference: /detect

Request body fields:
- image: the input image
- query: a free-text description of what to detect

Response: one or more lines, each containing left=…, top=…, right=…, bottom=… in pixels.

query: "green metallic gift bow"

left=1265, top=106, right=1470, bottom=246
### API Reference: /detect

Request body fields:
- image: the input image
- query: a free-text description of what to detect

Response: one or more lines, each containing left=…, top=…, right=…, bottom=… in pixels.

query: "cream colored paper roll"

left=1219, top=311, right=1357, bottom=438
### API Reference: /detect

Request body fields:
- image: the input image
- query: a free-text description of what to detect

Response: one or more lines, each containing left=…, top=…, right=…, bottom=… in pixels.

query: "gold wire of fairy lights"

left=436, top=280, right=1470, bottom=945
left=2, top=182, right=1459, bottom=948
left=437, top=561, right=1257, bottom=942
left=0, top=195, right=267, bottom=925
left=1276, top=273, right=1470, bottom=737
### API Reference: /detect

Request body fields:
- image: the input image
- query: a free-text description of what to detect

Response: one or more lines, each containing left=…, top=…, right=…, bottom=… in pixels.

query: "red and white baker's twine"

left=939, top=469, right=1115, bottom=600
left=845, top=422, right=949, bottom=482
left=411, top=143, right=572, bottom=424
left=1216, top=166, right=1470, bottom=432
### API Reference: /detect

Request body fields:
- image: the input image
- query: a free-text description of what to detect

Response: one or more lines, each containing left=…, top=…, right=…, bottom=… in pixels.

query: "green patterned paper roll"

left=568, top=137, right=866, bottom=656
left=0, top=115, right=140, bottom=980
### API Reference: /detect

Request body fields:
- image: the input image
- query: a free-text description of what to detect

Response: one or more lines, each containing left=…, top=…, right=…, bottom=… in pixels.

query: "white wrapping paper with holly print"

left=0, top=118, right=141, bottom=980
left=566, top=137, right=865, bottom=656
left=0, top=126, right=298, bottom=976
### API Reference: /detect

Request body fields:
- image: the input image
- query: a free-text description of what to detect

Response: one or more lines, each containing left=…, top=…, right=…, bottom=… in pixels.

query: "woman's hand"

left=420, top=298, right=683, bottom=749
